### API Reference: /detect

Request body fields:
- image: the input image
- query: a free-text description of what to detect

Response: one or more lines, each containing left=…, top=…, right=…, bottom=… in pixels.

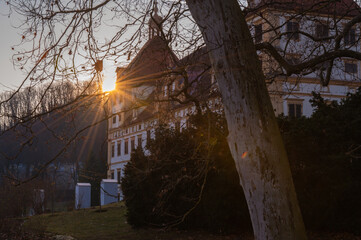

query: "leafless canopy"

left=2, top=0, right=361, bottom=183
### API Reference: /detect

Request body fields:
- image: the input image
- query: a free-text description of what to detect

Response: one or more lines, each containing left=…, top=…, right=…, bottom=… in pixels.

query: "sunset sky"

left=0, top=1, right=118, bottom=93
left=0, top=1, right=24, bottom=91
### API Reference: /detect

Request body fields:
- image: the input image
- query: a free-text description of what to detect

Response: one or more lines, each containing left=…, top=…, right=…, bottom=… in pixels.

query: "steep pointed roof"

left=116, top=36, right=178, bottom=87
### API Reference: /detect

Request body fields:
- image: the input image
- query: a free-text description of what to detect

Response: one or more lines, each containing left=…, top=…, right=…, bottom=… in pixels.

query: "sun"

left=102, top=74, right=116, bottom=92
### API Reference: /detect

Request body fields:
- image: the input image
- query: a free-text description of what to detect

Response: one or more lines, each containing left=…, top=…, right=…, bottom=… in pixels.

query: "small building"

left=100, top=179, right=118, bottom=206
left=75, top=183, right=91, bottom=209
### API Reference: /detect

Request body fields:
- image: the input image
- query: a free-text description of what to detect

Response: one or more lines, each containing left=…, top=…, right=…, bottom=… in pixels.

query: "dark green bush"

left=123, top=88, right=361, bottom=234
left=279, top=88, right=361, bottom=234
left=122, top=112, right=251, bottom=233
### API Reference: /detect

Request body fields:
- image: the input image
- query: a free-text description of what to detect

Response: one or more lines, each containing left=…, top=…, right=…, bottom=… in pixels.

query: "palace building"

left=106, top=0, right=361, bottom=196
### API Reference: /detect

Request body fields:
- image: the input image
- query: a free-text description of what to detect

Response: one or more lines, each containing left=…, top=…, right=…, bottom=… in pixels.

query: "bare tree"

left=2, top=0, right=361, bottom=239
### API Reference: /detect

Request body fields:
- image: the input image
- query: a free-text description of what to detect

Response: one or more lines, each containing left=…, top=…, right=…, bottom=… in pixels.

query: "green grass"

left=23, top=202, right=249, bottom=240
left=20, top=203, right=361, bottom=240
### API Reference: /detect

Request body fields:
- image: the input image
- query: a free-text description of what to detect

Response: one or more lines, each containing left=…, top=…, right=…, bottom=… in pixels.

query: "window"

left=289, top=83, right=300, bottom=92
left=349, top=86, right=357, bottom=94
left=117, top=169, right=121, bottom=184
left=317, top=60, right=330, bottom=71
left=112, top=116, right=117, bottom=124
left=288, top=102, right=302, bottom=118
left=345, top=62, right=358, bottom=74
left=132, top=109, right=138, bottom=119
left=124, top=140, right=129, bottom=154
left=259, top=58, right=263, bottom=70
left=111, top=144, right=115, bottom=158
left=287, top=21, right=299, bottom=40
left=164, top=85, right=168, bottom=97
left=147, top=130, right=151, bottom=144
left=117, top=141, right=121, bottom=156
left=255, top=24, right=262, bottom=43
left=137, top=135, right=142, bottom=148
left=175, top=122, right=180, bottom=132
left=110, top=171, right=114, bottom=179
left=171, top=81, right=176, bottom=92
left=211, top=71, right=216, bottom=85
left=324, top=99, right=335, bottom=106
left=286, top=55, right=300, bottom=65
left=131, top=138, right=135, bottom=150
left=344, top=28, right=356, bottom=45
left=315, top=24, right=329, bottom=40
left=319, top=86, right=330, bottom=93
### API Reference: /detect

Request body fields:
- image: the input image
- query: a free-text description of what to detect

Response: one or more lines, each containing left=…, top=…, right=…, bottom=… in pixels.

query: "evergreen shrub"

left=122, top=112, right=251, bottom=233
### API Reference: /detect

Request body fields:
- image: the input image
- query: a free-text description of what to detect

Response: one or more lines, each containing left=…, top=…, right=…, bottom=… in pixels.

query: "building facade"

left=106, top=0, right=361, bottom=193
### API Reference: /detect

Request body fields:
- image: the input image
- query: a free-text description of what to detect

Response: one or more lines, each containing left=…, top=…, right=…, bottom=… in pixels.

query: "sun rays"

left=102, top=75, right=116, bottom=93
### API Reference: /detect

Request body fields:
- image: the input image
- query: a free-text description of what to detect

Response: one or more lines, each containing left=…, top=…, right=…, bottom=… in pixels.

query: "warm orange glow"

left=242, top=151, right=248, bottom=159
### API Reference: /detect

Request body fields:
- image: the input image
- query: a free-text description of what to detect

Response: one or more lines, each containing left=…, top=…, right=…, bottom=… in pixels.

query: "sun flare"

left=102, top=75, right=116, bottom=92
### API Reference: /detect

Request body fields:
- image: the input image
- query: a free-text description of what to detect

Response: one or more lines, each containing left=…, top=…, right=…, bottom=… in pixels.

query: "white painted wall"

left=282, top=81, right=353, bottom=117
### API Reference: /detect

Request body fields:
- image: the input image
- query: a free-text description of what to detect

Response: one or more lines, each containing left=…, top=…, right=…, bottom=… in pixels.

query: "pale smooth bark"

left=186, top=0, right=307, bottom=239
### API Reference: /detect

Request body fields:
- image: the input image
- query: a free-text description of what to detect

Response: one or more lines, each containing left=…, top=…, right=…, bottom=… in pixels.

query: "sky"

left=0, top=2, right=25, bottom=92
left=0, top=1, right=118, bottom=93
left=0, top=0, right=197, bottom=93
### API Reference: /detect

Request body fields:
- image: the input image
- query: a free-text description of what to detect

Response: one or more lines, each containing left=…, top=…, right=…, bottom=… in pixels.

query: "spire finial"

left=154, top=0, right=159, bottom=15
left=149, top=0, right=163, bottom=39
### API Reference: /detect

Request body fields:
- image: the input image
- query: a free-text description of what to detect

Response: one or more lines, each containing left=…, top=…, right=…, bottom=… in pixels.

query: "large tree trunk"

left=186, top=0, right=307, bottom=239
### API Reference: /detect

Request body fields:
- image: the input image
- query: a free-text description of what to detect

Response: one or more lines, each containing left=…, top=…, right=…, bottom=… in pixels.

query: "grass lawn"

left=22, top=202, right=361, bottom=240
left=23, top=202, right=251, bottom=240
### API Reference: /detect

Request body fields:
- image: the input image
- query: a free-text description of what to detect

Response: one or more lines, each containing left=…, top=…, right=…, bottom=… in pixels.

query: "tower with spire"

left=149, top=0, right=163, bottom=39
